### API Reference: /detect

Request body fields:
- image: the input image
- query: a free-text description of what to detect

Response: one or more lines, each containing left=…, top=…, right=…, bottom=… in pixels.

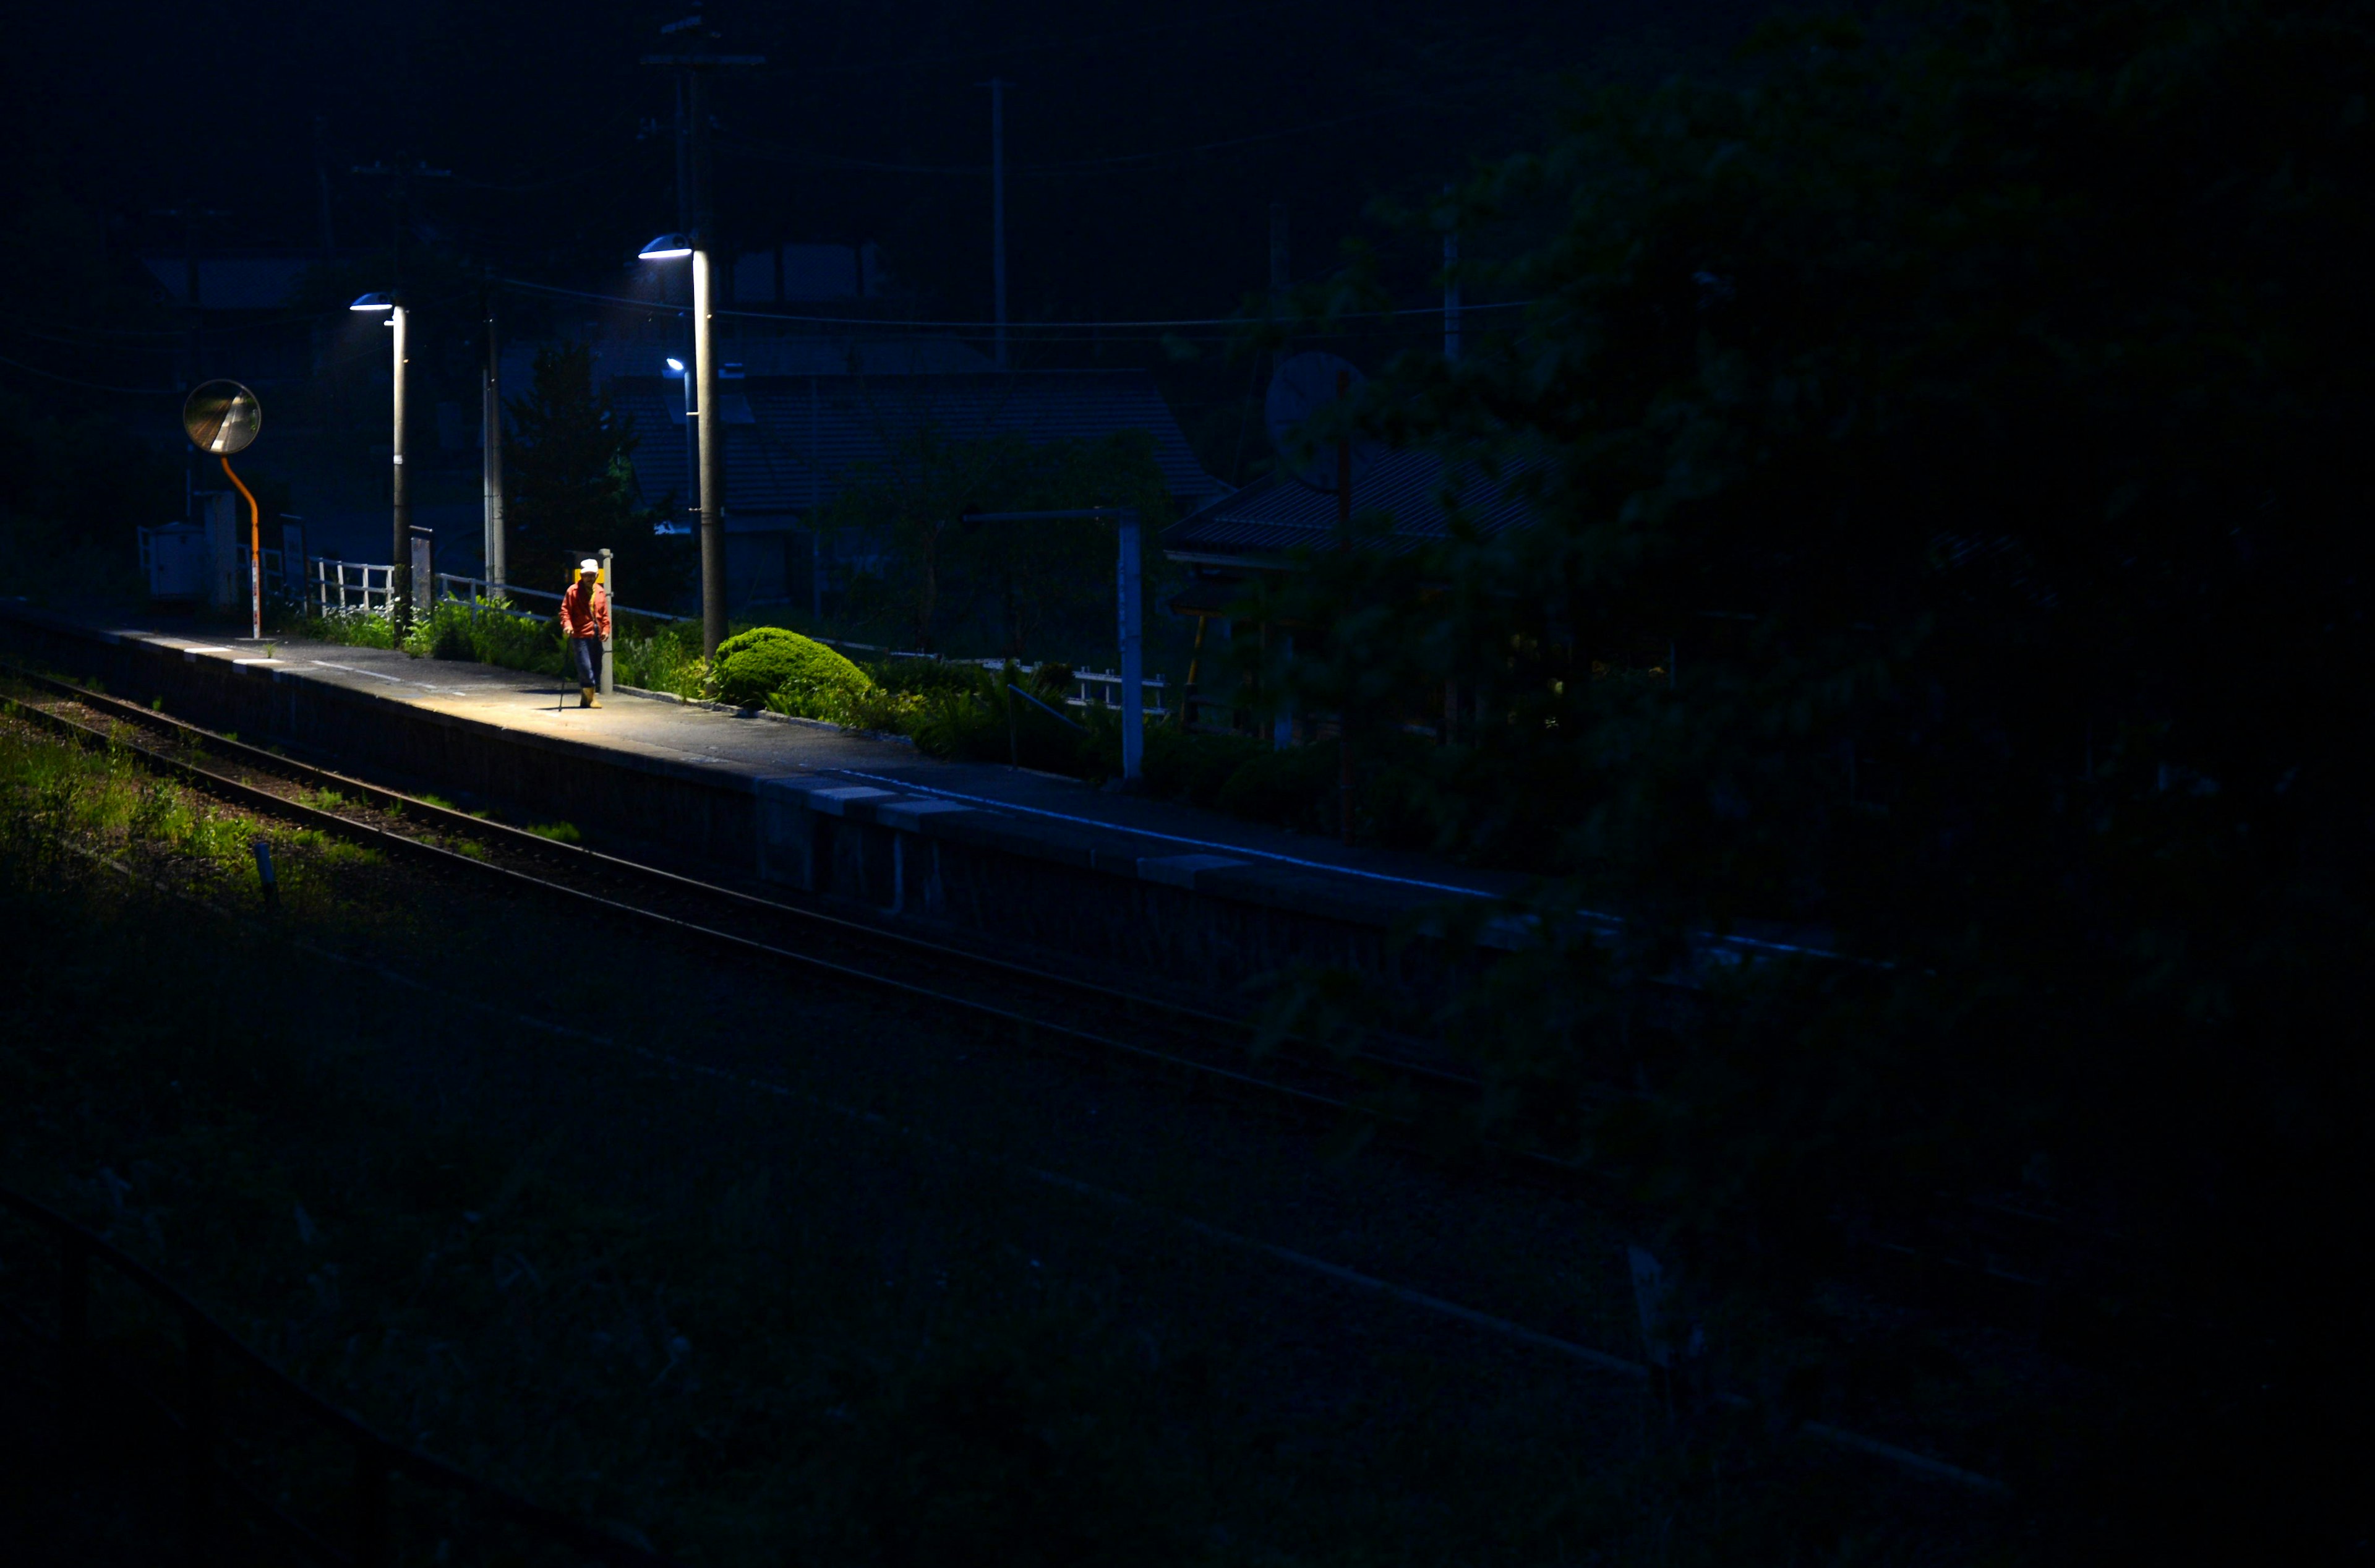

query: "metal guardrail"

left=0, top=1181, right=675, bottom=1567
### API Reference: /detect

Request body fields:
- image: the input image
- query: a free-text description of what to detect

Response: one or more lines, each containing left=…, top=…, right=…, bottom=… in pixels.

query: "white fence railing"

left=275, top=561, right=689, bottom=625
left=302, top=557, right=399, bottom=615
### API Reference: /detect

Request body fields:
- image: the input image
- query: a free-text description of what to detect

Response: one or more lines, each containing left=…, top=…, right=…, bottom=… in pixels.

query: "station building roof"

left=1163, top=446, right=1541, bottom=574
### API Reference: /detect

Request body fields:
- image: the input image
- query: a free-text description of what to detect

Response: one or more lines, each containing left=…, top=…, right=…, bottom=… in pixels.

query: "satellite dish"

left=1264, top=351, right=1382, bottom=493
left=182, top=380, right=262, bottom=456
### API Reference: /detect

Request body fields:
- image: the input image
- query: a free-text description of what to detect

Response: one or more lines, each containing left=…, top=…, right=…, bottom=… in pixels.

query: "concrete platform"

left=3, top=602, right=1615, bottom=1010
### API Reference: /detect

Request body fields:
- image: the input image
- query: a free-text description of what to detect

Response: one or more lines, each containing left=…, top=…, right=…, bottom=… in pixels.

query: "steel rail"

left=0, top=671, right=1395, bottom=1121
left=1, top=659, right=2147, bottom=1283
left=0, top=656, right=1424, bottom=1048
left=0, top=682, right=2019, bottom=1500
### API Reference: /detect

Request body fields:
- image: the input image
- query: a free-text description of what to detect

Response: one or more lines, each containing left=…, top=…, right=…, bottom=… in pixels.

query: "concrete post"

left=1443, top=186, right=1460, bottom=363
left=599, top=547, right=614, bottom=696
left=990, top=78, right=1010, bottom=369
left=1273, top=632, right=1294, bottom=751
left=1118, top=508, right=1142, bottom=782
left=693, top=246, right=726, bottom=658
left=390, top=304, right=411, bottom=636
left=482, top=273, right=507, bottom=589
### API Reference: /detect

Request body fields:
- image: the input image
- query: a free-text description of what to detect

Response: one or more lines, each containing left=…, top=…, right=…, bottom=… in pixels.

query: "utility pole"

left=1443, top=187, right=1460, bottom=362
left=693, top=244, right=724, bottom=655
left=1337, top=370, right=1355, bottom=844
left=482, top=268, right=506, bottom=589
left=390, top=300, right=411, bottom=636
left=643, top=9, right=764, bottom=658
left=351, top=160, right=449, bottom=634
left=313, top=119, right=336, bottom=256
left=152, top=202, right=229, bottom=521
left=394, top=302, right=414, bottom=632
left=149, top=202, right=228, bottom=387
left=675, top=72, right=693, bottom=234
left=986, top=79, right=1012, bottom=369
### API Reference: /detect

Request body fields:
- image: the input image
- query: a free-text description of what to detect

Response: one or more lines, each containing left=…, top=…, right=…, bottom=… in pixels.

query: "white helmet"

left=578, top=558, right=601, bottom=573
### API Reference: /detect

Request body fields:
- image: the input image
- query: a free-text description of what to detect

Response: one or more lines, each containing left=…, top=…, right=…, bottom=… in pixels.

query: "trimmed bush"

left=867, top=657, right=995, bottom=701
left=713, top=627, right=870, bottom=708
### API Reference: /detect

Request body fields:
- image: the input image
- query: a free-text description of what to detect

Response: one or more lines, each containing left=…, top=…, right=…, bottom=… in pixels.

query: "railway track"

left=0, top=656, right=1487, bottom=1142
left=0, top=654, right=2052, bottom=1497
left=0, top=656, right=2136, bottom=1284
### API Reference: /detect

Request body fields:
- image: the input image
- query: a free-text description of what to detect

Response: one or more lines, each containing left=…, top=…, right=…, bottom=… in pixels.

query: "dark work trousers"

left=570, top=636, right=601, bottom=688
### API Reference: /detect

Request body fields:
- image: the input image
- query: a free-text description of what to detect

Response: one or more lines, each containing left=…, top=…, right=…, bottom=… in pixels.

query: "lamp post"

left=348, top=291, right=410, bottom=633
left=640, top=234, right=724, bottom=658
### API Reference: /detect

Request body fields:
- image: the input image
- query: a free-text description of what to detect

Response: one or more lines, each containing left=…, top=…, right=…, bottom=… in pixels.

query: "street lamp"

left=349, top=291, right=412, bottom=632
left=640, top=233, right=724, bottom=657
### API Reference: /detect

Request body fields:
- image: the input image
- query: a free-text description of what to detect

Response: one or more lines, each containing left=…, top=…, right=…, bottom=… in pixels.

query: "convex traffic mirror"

left=181, top=379, right=262, bottom=455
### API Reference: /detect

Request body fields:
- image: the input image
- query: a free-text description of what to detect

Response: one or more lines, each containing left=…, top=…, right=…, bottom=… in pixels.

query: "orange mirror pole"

left=222, top=455, right=262, bottom=641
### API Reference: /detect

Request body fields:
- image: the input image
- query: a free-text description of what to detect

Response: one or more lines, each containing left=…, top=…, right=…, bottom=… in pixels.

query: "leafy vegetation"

left=502, top=343, right=690, bottom=604
left=0, top=703, right=2001, bottom=1565
left=712, top=626, right=870, bottom=709
left=818, top=427, right=1179, bottom=659
left=1236, top=1, right=2375, bottom=1554
left=0, top=387, right=176, bottom=603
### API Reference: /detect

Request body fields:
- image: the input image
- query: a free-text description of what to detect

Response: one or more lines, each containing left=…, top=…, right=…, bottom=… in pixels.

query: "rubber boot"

left=579, top=686, right=597, bottom=708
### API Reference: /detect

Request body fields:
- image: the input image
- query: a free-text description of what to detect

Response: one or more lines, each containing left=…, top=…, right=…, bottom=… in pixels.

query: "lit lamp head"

left=637, top=234, right=694, bottom=261
left=665, top=357, right=685, bottom=374
left=349, top=291, right=396, bottom=326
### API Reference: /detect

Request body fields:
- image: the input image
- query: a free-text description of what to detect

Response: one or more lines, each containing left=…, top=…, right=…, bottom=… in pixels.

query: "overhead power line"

left=717, top=69, right=1518, bottom=181
left=498, top=276, right=1526, bottom=333
left=0, top=351, right=181, bottom=396
left=717, top=101, right=1413, bottom=178
left=756, top=8, right=1269, bottom=79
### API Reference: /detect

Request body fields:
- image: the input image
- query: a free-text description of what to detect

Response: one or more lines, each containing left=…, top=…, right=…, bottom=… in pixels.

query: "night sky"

left=6, top=1, right=1774, bottom=329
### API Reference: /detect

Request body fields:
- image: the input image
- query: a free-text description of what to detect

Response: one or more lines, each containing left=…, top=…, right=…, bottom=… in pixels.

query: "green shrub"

left=865, top=656, right=995, bottom=701
left=790, top=684, right=923, bottom=733
left=1212, top=741, right=1346, bottom=833
left=1141, top=727, right=1264, bottom=809
left=614, top=621, right=707, bottom=698
left=713, top=627, right=870, bottom=708
left=296, top=606, right=397, bottom=650
left=401, top=599, right=565, bottom=674
left=905, top=687, right=1003, bottom=760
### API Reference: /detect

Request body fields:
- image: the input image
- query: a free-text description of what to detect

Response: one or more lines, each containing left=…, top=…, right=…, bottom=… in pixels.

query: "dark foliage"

left=821, top=429, right=1176, bottom=657
left=0, top=387, right=180, bottom=591
left=502, top=345, right=690, bottom=604
left=1256, top=0, right=2375, bottom=1552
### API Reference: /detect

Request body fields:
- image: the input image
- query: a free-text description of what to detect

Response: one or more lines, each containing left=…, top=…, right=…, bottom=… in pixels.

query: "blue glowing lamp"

left=638, top=234, right=694, bottom=260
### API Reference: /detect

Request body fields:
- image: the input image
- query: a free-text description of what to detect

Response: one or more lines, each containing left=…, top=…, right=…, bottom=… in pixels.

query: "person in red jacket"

left=559, top=558, right=611, bottom=708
